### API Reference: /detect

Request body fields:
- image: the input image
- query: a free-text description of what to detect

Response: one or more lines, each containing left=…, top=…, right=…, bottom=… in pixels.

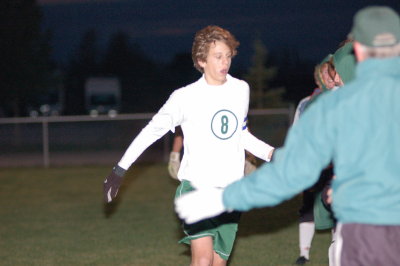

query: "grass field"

left=0, top=164, right=331, bottom=265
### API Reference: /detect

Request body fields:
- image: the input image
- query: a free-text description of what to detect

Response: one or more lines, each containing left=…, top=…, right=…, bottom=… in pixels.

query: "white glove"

left=244, top=159, right=257, bottom=175
left=175, top=187, right=227, bottom=224
left=168, top=151, right=180, bottom=180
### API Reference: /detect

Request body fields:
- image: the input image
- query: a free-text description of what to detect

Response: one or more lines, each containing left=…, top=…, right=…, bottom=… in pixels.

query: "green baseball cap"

left=350, top=6, right=400, bottom=47
left=333, top=42, right=356, bottom=84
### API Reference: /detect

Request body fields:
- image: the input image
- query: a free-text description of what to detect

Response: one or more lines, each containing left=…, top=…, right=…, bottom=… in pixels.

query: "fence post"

left=42, top=119, right=50, bottom=168
left=288, top=104, right=295, bottom=125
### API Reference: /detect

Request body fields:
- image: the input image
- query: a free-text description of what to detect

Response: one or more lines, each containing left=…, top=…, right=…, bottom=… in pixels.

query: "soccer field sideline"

left=0, top=163, right=331, bottom=265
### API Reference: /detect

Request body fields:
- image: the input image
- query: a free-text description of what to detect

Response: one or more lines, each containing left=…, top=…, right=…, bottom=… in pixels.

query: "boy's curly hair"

left=192, top=25, right=240, bottom=73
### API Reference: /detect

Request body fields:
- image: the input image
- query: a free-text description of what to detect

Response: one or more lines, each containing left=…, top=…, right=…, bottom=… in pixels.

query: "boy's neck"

left=204, top=74, right=228, bottom=86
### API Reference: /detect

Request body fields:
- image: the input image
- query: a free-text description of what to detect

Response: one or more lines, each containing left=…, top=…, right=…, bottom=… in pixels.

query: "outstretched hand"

left=175, top=187, right=227, bottom=224
left=103, top=166, right=126, bottom=203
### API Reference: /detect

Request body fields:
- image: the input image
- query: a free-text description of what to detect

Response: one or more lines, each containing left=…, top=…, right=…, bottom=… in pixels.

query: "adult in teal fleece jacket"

left=224, top=56, right=400, bottom=223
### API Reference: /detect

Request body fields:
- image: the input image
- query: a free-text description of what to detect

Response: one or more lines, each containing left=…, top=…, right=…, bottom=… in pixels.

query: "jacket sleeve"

left=223, top=95, right=336, bottom=211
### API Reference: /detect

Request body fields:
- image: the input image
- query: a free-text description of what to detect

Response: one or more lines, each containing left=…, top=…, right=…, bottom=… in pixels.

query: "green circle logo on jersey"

left=211, top=109, right=238, bottom=140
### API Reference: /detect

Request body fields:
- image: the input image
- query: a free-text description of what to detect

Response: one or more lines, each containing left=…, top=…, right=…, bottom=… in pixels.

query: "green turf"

left=0, top=164, right=331, bottom=265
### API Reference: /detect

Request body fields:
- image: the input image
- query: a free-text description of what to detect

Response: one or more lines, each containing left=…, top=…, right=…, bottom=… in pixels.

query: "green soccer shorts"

left=175, top=180, right=241, bottom=260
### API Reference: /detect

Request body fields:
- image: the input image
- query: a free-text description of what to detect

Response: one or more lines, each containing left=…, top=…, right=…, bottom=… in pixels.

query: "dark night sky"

left=39, top=0, right=400, bottom=68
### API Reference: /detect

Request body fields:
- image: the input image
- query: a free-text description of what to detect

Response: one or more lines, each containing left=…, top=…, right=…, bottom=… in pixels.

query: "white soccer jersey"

left=293, top=96, right=311, bottom=125
left=118, top=74, right=273, bottom=188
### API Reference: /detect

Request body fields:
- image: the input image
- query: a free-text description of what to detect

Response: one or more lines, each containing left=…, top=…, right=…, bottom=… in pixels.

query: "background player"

left=293, top=55, right=336, bottom=265
left=167, top=126, right=183, bottom=180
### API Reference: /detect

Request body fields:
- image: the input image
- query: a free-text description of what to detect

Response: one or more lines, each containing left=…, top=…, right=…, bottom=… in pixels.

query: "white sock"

left=299, top=222, right=315, bottom=259
left=328, top=228, right=336, bottom=266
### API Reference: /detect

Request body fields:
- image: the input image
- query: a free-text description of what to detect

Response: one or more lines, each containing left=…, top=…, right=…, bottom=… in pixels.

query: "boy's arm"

left=104, top=91, right=183, bottom=202
left=242, top=128, right=274, bottom=162
left=103, top=122, right=171, bottom=203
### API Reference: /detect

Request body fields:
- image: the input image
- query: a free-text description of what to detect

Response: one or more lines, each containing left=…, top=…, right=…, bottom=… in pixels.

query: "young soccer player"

left=103, top=25, right=274, bottom=266
left=293, top=56, right=336, bottom=265
left=294, top=42, right=357, bottom=265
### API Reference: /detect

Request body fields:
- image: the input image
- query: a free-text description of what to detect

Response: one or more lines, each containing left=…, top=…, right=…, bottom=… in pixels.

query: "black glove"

left=103, top=165, right=126, bottom=203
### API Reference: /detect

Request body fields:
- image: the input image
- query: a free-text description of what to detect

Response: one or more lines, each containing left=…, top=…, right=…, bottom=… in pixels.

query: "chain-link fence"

left=0, top=108, right=294, bottom=168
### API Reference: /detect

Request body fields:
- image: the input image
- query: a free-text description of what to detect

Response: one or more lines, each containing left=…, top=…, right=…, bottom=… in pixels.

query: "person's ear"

left=198, top=60, right=206, bottom=69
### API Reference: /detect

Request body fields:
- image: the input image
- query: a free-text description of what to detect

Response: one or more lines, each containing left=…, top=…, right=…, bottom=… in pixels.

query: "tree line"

left=0, top=0, right=314, bottom=117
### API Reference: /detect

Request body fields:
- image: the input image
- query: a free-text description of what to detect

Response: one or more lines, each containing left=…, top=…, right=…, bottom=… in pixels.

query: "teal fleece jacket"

left=223, top=57, right=400, bottom=225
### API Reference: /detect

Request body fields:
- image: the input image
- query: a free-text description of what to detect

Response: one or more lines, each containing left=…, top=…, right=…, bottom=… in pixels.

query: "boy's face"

left=199, top=41, right=232, bottom=85
left=328, top=66, right=344, bottom=87
left=321, top=64, right=335, bottom=90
